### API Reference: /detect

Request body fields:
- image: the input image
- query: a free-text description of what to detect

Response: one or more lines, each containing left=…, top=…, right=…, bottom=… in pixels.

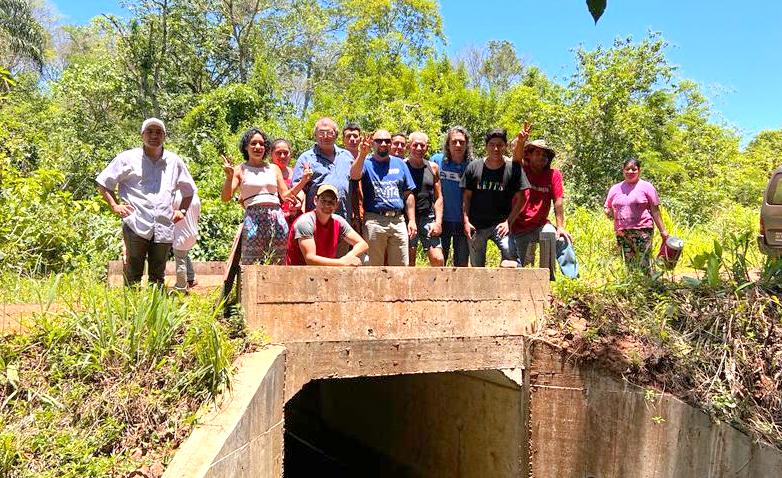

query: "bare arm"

left=462, top=189, right=474, bottom=239
left=98, top=184, right=134, bottom=217
left=405, top=191, right=417, bottom=238
left=220, top=156, right=241, bottom=202
left=350, top=135, right=372, bottom=180
left=650, top=204, right=668, bottom=238
left=553, top=197, right=572, bottom=241
left=276, top=163, right=311, bottom=199
left=431, top=163, right=443, bottom=236
left=343, top=229, right=369, bottom=258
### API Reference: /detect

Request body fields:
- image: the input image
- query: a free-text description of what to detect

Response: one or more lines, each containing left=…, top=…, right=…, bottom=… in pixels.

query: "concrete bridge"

left=164, top=265, right=782, bottom=478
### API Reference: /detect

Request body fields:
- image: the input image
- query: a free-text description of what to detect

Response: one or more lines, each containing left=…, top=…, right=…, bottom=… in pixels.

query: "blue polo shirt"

left=431, top=152, right=469, bottom=223
left=361, top=155, right=415, bottom=213
left=292, top=144, right=354, bottom=218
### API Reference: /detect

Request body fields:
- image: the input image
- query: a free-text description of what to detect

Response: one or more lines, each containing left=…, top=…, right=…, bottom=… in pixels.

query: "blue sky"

left=52, top=0, right=782, bottom=144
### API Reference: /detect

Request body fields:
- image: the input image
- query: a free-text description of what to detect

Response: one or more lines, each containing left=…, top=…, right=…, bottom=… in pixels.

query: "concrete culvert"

left=284, top=371, right=526, bottom=478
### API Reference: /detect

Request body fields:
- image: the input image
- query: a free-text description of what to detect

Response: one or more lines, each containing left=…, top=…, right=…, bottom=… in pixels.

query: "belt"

left=371, top=210, right=403, bottom=218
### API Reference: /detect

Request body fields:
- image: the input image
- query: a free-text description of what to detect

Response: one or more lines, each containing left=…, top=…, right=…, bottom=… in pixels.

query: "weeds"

left=0, top=282, right=252, bottom=477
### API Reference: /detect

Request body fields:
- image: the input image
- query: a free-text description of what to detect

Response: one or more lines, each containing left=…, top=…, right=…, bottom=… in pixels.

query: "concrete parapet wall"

left=107, top=260, right=227, bottom=287
left=163, top=347, right=286, bottom=478
left=528, top=340, right=782, bottom=477
left=241, top=266, right=549, bottom=342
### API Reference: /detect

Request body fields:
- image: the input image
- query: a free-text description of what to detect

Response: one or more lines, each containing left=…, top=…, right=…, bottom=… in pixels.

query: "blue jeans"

left=468, top=225, right=514, bottom=267
left=441, top=221, right=469, bottom=267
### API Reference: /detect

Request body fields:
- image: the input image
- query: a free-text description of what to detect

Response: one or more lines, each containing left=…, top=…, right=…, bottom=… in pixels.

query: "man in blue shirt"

left=430, top=126, right=473, bottom=267
left=350, top=129, right=417, bottom=266
left=292, top=117, right=354, bottom=220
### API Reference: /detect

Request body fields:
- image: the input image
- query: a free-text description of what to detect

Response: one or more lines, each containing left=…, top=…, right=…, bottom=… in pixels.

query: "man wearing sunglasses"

left=292, top=117, right=354, bottom=221
left=285, top=184, right=368, bottom=266
left=350, top=129, right=417, bottom=266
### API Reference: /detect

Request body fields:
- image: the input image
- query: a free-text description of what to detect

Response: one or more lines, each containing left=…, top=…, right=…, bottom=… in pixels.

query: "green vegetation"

left=0, top=279, right=258, bottom=477
left=1, top=0, right=781, bottom=467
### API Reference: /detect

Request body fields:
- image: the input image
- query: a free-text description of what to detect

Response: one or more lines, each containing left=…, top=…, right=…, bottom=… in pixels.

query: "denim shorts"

left=409, top=213, right=443, bottom=251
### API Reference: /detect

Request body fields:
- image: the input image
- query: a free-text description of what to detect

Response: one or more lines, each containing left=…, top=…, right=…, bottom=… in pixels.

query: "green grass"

left=0, top=281, right=260, bottom=477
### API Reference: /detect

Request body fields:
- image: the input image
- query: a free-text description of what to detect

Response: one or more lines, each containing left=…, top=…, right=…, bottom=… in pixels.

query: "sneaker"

left=187, top=279, right=198, bottom=289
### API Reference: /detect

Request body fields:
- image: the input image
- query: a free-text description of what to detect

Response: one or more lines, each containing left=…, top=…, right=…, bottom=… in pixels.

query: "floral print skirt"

left=616, top=227, right=653, bottom=270
left=241, top=204, right=288, bottom=265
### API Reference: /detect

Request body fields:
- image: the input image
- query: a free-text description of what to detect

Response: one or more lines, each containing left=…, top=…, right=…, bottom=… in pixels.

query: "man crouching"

left=285, top=184, right=368, bottom=266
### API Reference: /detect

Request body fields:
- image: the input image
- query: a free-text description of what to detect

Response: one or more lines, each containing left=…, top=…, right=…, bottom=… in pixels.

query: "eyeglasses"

left=374, top=138, right=392, bottom=145
left=316, top=130, right=336, bottom=139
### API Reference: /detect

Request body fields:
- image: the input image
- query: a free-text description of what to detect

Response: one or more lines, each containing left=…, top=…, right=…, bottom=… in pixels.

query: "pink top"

left=604, top=179, right=659, bottom=231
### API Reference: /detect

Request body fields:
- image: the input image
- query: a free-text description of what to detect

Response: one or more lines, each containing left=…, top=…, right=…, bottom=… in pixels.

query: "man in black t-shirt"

left=460, top=128, right=530, bottom=267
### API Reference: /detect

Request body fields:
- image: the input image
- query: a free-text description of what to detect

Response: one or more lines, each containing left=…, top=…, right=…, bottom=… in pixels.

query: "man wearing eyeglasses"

left=285, top=184, right=368, bottom=266
left=292, top=117, right=354, bottom=220
left=350, top=130, right=417, bottom=266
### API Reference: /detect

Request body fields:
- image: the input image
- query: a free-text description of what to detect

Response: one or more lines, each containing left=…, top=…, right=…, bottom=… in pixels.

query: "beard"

left=377, top=150, right=389, bottom=158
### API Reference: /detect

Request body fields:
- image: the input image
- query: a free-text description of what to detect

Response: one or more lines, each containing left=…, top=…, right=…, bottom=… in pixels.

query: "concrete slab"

left=107, top=260, right=227, bottom=288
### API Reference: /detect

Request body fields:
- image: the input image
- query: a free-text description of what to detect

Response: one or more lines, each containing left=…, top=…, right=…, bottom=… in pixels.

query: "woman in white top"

left=173, top=190, right=201, bottom=291
left=221, top=128, right=312, bottom=264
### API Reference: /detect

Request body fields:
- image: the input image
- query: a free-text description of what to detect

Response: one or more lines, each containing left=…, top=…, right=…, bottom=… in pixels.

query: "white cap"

left=141, top=117, right=166, bottom=135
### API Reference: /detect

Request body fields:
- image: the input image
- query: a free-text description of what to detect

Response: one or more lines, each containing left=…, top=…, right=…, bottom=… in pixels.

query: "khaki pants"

left=363, top=213, right=409, bottom=266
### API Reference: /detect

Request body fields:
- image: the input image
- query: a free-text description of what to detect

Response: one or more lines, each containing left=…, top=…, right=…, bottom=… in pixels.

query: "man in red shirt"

left=285, top=184, right=368, bottom=266
left=510, top=135, right=571, bottom=266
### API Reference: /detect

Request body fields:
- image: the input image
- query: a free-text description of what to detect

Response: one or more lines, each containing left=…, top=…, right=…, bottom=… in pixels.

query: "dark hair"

left=485, top=128, right=508, bottom=144
left=342, top=122, right=362, bottom=135
left=623, top=158, right=641, bottom=169
left=391, top=132, right=407, bottom=140
left=442, top=125, right=474, bottom=163
left=239, top=128, right=270, bottom=162
left=271, top=138, right=291, bottom=151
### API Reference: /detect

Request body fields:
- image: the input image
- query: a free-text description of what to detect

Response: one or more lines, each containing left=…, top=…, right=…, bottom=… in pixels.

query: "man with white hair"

left=292, top=117, right=355, bottom=220
left=96, top=118, right=197, bottom=285
left=405, top=131, right=444, bottom=266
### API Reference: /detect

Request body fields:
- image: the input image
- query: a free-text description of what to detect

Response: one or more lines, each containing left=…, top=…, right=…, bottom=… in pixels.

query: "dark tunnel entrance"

left=283, top=370, right=527, bottom=477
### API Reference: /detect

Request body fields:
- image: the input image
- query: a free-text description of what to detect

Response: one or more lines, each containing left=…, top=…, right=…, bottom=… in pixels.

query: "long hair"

left=442, top=125, right=474, bottom=163
left=239, top=127, right=270, bottom=162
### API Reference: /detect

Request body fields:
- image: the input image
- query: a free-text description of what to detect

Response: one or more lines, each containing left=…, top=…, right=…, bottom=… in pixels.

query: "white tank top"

left=240, top=163, right=280, bottom=207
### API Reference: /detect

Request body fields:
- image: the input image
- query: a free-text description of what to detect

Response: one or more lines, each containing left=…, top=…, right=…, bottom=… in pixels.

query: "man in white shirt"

left=96, top=118, right=197, bottom=285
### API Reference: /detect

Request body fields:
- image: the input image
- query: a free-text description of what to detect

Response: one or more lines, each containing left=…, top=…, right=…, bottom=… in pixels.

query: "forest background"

left=2, top=0, right=782, bottom=277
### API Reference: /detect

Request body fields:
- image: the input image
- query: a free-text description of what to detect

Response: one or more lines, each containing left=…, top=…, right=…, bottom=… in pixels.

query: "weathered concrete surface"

left=528, top=340, right=782, bottom=478
left=163, top=347, right=285, bottom=478
left=311, top=370, right=528, bottom=477
left=107, top=260, right=227, bottom=288
left=241, top=266, right=548, bottom=342
left=283, top=336, right=527, bottom=402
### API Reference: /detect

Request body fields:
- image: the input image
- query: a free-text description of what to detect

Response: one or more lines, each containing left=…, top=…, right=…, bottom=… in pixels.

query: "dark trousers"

left=441, top=221, right=469, bottom=267
left=122, top=225, right=171, bottom=285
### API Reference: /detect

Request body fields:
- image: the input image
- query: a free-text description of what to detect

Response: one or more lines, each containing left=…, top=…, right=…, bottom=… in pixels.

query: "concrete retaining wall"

left=107, top=260, right=227, bottom=287
left=528, top=341, right=782, bottom=477
left=163, top=347, right=286, bottom=478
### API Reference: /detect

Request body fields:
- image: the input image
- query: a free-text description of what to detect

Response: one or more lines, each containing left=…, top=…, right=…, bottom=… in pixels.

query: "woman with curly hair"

left=221, top=128, right=312, bottom=264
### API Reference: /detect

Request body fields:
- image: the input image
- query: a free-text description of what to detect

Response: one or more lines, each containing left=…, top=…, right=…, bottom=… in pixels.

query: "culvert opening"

left=283, top=370, right=526, bottom=477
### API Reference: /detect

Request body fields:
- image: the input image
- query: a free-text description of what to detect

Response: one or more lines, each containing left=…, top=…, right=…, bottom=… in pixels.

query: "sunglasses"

left=374, top=138, right=392, bottom=145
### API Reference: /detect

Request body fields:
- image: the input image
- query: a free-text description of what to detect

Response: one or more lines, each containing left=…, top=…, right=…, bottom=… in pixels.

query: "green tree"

left=0, top=0, right=47, bottom=71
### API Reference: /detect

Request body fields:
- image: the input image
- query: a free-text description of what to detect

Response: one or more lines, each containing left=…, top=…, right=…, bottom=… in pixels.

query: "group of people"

left=96, top=116, right=668, bottom=286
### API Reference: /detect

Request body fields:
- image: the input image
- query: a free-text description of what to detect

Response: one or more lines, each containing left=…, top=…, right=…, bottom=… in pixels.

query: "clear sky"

left=51, top=0, right=782, bottom=144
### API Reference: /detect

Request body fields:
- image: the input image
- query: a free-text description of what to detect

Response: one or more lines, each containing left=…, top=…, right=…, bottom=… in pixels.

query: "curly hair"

left=238, top=127, right=270, bottom=162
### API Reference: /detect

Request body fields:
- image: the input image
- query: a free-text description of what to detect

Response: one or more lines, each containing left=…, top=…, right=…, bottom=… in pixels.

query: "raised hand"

left=358, top=134, right=373, bottom=158
left=221, top=154, right=235, bottom=177
left=517, top=121, right=533, bottom=145
left=301, top=161, right=314, bottom=183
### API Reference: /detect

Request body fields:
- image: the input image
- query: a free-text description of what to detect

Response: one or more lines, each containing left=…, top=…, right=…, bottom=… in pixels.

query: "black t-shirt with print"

left=460, top=158, right=529, bottom=229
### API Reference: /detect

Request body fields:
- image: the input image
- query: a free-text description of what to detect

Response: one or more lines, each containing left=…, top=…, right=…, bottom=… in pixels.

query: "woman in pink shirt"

left=604, top=159, right=669, bottom=270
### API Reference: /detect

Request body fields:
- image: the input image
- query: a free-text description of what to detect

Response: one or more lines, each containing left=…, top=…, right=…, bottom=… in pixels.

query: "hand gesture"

left=496, top=220, right=510, bottom=238
left=301, top=161, right=314, bottom=184
left=112, top=203, right=134, bottom=218
left=221, top=154, right=235, bottom=177
left=516, top=121, right=533, bottom=145
left=358, top=134, right=373, bottom=158
left=172, top=209, right=185, bottom=224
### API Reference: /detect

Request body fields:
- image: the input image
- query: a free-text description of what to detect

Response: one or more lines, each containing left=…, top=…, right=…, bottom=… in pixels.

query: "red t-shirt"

left=284, top=212, right=352, bottom=265
left=511, top=166, right=564, bottom=234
